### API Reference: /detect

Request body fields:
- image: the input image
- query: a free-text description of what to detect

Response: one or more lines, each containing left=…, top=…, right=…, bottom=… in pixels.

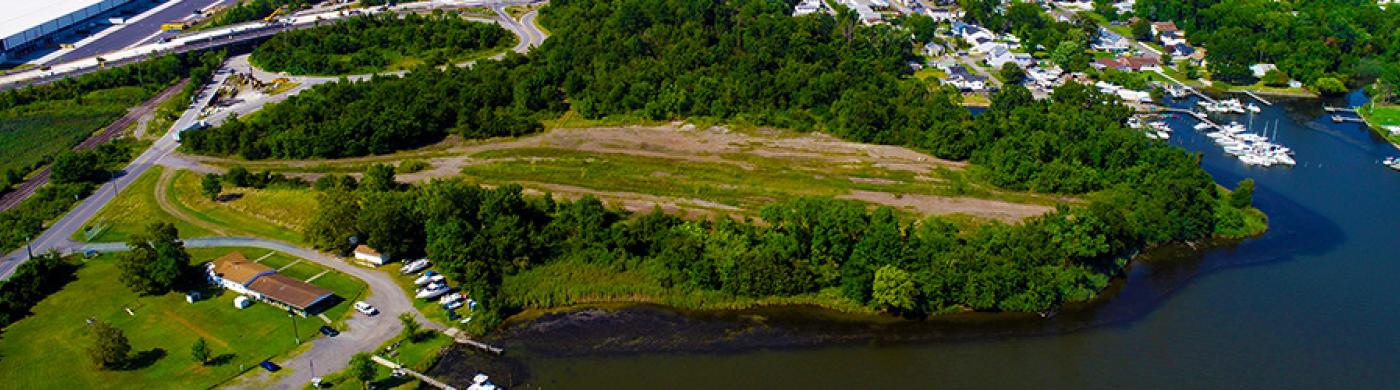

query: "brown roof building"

left=206, top=251, right=336, bottom=316
left=1093, top=56, right=1162, bottom=72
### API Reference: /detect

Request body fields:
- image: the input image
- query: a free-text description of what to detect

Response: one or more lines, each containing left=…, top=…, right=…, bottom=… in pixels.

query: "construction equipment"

left=58, top=43, right=76, bottom=49
left=160, top=23, right=188, bottom=32
left=264, top=4, right=289, bottom=23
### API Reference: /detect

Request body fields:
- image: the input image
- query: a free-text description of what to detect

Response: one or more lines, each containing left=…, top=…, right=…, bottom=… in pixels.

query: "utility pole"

left=289, top=309, right=300, bottom=345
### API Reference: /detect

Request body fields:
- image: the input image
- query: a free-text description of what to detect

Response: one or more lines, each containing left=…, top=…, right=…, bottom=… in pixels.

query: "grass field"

left=75, top=166, right=213, bottom=242
left=310, top=332, right=454, bottom=390
left=0, top=247, right=365, bottom=390
left=1360, top=103, right=1400, bottom=145
left=0, top=86, right=149, bottom=175
left=168, top=169, right=315, bottom=244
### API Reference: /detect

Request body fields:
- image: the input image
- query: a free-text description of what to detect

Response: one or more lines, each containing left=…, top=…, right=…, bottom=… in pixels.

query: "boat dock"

left=1332, top=115, right=1366, bottom=123
left=1324, top=106, right=1358, bottom=113
left=1141, top=105, right=1226, bottom=130
left=1238, top=90, right=1273, bottom=106
left=1154, top=70, right=1215, bottom=103
left=443, top=328, right=504, bottom=355
left=370, top=355, right=458, bottom=390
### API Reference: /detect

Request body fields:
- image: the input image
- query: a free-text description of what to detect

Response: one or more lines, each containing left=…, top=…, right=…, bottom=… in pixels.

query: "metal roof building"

left=1, top=0, right=137, bottom=61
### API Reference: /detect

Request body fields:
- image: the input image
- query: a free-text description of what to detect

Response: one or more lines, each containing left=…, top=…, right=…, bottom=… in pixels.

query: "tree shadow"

left=215, top=193, right=244, bottom=202
left=208, top=353, right=237, bottom=366
left=371, top=374, right=415, bottom=389
left=123, top=348, right=166, bottom=370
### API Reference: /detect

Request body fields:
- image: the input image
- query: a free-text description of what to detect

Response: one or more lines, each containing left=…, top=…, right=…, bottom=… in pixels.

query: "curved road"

left=1, top=4, right=549, bottom=389
left=82, top=237, right=441, bottom=388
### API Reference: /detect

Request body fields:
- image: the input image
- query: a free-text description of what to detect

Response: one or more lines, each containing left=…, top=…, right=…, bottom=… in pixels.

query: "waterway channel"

left=437, top=89, right=1400, bottom=389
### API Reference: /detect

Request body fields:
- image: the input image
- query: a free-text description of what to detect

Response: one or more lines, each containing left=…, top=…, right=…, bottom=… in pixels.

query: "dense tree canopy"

left=116, top=222, right=195, bottom=295
left=1135, top=0, right=1400, bottom=88
left=251, top=12, right=512, bottom=75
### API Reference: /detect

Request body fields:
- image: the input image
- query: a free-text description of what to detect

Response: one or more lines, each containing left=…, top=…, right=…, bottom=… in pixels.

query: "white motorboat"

left=1223, top=121, right=1246, bottom=133
left=1246, top=103, right=1261, bottom=113
left=439, top=292, right=464, bottom=305
left=416, top=284, right=450, bottom=299
left=411, top=271, right=439, bottom=286
left=1384, top=157, right=1400, bottom=171
left=1156, top=130, right=1171, bottom=139
left=400, top=258, right=431, bottom=275
left=1194, top=122, right=1212, bottom=131
left=443, top=300, right=464, bottom=310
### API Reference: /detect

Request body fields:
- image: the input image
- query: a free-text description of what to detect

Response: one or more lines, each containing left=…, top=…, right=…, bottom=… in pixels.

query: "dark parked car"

left=319, top=325, right=339, bottom=337
left=259, top=360, right=281, bottom=372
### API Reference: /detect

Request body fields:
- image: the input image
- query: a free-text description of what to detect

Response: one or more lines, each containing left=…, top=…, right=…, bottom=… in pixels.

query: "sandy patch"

left=839, top=190, right=1053, bottom=223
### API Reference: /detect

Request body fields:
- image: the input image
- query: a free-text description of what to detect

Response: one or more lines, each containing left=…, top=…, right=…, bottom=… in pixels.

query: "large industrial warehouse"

left=1, top=0, right=137, bottom=62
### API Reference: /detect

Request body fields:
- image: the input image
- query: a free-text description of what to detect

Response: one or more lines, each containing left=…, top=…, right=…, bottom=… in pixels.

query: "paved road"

left=81, top=237, right=439, bottom=389
left=50, top=0, right=232, bottom=64
left=0, top=3, right=548, bottom=387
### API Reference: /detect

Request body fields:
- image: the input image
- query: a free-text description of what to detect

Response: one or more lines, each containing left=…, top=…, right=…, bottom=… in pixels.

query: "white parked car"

left=354, top=301, right=378, bottom=316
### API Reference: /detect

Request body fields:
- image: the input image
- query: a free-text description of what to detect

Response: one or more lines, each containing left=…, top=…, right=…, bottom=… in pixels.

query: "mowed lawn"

left=169, top=169, right=318, bottom=244
left=1361, top=104, right=1400, bottom=144
left=0, top=248, right=366, bottom=389
left=74, top=166, right=214, bottom=242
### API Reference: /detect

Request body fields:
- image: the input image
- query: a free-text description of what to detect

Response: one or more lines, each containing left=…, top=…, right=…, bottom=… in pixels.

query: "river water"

left=449, top=90, right=1400, bottom=389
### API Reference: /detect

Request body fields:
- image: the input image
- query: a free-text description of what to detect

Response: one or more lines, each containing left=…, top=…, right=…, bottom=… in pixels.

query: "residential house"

left=970, top=39, right=1005, bottom=56
left=1091, top=55, right=1161, bottom=72
left=792, top=0, right=827, bottom=16
left=206, top=252, right=336, bottom=316
left=838, top=0, right=883, bottom=25
left=946, top=66, right=988, bottom=91
left=1167, top=43, right=1195, bottom=60
left=1114, top=0, right=1135, bottom=14
left=1094, top=28, right=1131, bottom=52
left=1158, top=31, right=1186, bottom=47
left=1250, top=63, right=1278, bottom=78
left=1027, top=65, right=1065, bottom=89
left=354, top=244, right=389, bottom=266
left=1150, top=21, right=1179, bottom=37
left=926, top=8, right=963, bottom=22
left=923, top=41, right=945, bottom=56
left=987, top=46, right=1034, bottom=69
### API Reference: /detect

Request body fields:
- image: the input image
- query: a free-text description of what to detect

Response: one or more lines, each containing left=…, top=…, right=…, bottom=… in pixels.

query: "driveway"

left=82, top=237, right=438, bottom=389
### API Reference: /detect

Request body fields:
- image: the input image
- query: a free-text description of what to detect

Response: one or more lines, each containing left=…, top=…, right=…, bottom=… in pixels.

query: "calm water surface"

left=510, top=90, right=1400, bottom=389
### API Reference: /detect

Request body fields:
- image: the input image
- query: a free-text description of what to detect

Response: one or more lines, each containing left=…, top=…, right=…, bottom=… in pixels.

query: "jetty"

left=1324, top=106, right=1358, bottom=113
left=443, top=328, right=505, bottom=355
left=1140, top=105, right=1225, bottom=130
left=1154, top=69, right=1215, bottom=103
left=1238, top=90, right=1273, bottom=106
left=370, top=355, right=458, bottom=390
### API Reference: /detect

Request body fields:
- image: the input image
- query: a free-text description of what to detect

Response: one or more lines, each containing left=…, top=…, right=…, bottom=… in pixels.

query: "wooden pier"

left=1140, top=105, right=1224, bottom=130
left=371, top=355, right=458, bottom=390
left=1238, top=90, right=1273, bottom=106
left=1154, top=69, right=1215, bottom=103
left=443, top=328, right=504, bottom=355
left=1324, top=106, right=1358, bottom=113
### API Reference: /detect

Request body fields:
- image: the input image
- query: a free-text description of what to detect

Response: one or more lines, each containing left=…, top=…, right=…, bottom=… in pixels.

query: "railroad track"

left=0, top=80, right=187, bottom=212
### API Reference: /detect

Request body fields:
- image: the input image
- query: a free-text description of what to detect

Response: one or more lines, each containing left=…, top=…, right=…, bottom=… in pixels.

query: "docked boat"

left=400, top=258, right=431, bottom=275
left=1194, top=122, right=1212, bottom=131
left=439, top=292, right=464, bottom=305
left=1246, top=103, right=1261, bottom=113
left=416, top=284, right=450, bottom=299
left=1385, top=157, right=1400, bottom=171
left=414, top=271, right=444, bottom=286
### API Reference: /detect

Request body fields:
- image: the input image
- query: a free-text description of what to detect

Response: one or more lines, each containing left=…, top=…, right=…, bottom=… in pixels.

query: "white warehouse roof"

left=1, top=0, right=134, bottom=49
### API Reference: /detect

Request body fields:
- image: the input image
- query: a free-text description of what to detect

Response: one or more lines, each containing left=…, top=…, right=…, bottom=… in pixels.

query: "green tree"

left=87, top=320, right=130, bottom=370
left=116, top=222, right=192, bottom=295
left=1130, top=18, right=1152, bottom=41
left=349, top=352, right=376, bottom=388
left=399, top=312, right=422, bottom=342
left=356, top=192, right=422, bottom=259
left=224, top=166, right=253, bottom=187
left=1313, top=77, right=1347, bottom=95
left=1000, top=62, right=1027, bottom=84
left=1229, top=178, right=1255, bottom=209
left=903, top=14, right=938, bottom=42
left=305, top=189, right=362, bottom=252
left=1261, top=69, right=1290, bottom=87
left=871, top=265, right=916, bottom=313
left=191, top=337, right=210, bottom=365
left=201, top=174, right=222, bottom=201
left=51, top=151, right=105, bottom=185
left=360, top=163, right=396, bottom=192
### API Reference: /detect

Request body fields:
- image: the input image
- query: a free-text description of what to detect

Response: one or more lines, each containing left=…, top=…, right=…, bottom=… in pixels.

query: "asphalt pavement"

left=49, top=0, right=232, bottom=64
